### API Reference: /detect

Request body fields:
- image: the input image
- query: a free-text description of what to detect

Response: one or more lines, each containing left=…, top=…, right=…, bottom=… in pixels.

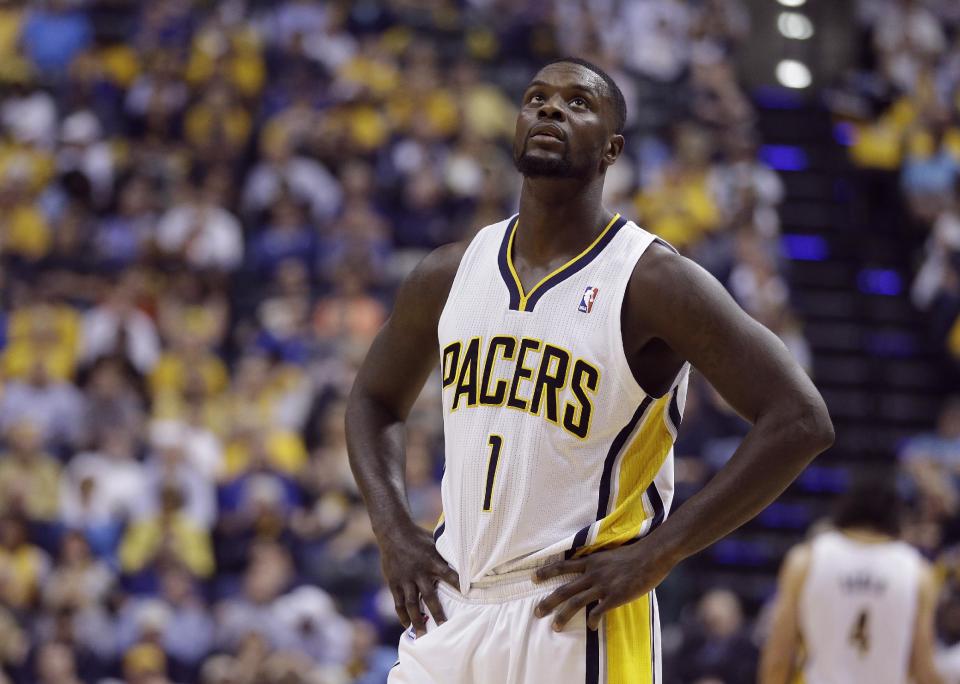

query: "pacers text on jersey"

left=440, top=336, right=599, bottom=439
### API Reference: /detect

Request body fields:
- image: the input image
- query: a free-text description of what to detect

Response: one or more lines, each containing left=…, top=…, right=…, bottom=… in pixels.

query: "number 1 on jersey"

left=482, top=435, right=503, bottom=512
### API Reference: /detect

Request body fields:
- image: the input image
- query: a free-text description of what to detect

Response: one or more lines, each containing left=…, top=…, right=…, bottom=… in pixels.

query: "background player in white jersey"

left=759, top=476, right=944, bottom=684
left=347, top=56, right=835, bottom=684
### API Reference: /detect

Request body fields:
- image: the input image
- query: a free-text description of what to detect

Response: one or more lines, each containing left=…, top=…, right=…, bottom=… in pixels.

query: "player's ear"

left=601, top=134, right=624, bottom=171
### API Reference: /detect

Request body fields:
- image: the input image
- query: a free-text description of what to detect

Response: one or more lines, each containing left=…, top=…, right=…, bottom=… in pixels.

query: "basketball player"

left=759, top=477, right=943, bottom=684
left=346, top=57, right=834, bottom=683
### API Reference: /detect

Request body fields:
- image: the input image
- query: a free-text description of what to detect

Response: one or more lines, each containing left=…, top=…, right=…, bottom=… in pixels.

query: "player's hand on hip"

left=381, top=525, right=459, bottom=638
left=532, top=542, right=673, bottom=632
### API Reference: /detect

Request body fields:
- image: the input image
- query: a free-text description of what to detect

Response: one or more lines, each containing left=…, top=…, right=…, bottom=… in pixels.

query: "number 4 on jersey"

left=482, top=435, right=503, bottom=512
left=849, top=609, right=871, bottom=656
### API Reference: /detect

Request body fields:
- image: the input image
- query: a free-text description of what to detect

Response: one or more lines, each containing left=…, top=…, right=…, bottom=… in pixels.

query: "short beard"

left=513, top=150, right=578, bottom=178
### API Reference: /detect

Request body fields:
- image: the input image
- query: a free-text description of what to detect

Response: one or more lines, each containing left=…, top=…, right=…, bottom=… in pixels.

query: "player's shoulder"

left=623, top=229, right=725, bottom=326
left=630, top=233, right=695, bottom=288
left=785, top=540, right=814, bottom=567
left=781, top=540, right=814, bottom=582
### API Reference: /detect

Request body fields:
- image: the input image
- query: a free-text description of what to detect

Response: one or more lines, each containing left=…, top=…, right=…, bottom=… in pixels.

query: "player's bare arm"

left=758, top=543, right=811, bottom=684
left=911, top=563, right=946, bottom=684
left=345, top=241, right=467, bottom=637
left=535, top=243, right=835, bottom=630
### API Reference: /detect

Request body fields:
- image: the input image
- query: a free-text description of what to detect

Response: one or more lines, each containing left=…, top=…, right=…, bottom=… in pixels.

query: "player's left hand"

left=532, top=542, right=675, bottom=631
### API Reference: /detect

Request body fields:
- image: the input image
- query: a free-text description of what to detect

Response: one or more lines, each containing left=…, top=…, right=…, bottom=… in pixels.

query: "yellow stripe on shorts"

left=603, top=592, right=654, bottom=684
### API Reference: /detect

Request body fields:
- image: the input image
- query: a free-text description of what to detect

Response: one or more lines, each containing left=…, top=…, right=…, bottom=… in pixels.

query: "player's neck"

left=516, top=176, right=610, bottom=263
left=840, top=527, right=895, bottom=544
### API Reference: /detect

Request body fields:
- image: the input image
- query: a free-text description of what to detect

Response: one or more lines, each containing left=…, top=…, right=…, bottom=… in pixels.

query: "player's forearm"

left=759, top=634, right=798, bottom=684
left=913, top=664, right=946, bottom=684
left=345, top=388, right=419, bottom=541
left=648, top=397, right=833, bottom=564
left=758, top=654, right=793, bottom=684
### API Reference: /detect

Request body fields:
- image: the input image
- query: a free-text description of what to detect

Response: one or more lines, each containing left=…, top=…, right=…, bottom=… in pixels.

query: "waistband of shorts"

left=438, top=567, right=580, bottom=604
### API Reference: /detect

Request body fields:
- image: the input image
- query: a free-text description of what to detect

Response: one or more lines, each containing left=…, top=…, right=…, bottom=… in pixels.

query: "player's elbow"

left=805, top=402, right=835, bottom=452
left=781, top=394, right=835, bottom=456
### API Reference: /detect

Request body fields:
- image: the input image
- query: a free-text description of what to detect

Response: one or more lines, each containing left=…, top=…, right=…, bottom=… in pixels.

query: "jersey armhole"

left=606, top=224, right=666, bottom=403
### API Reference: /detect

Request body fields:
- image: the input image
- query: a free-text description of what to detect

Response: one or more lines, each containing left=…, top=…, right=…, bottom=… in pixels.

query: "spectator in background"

left=348, top=618, right=398, bottom=684
left=900, top=397, right=960, bottom=523
left=183, top=83, right=252, bottom=165
left=34, top=641, right=84, bottom=684
left=95, top=175, right=157, bottom=270
left=21, top=0, right=92, bottom=77
left=0, top=513, right=50, bottom=612
left=60, top=427, right=146, bottom=556
left=119, top=484, right=214, bottom=582
left=81, top=358, right=146, bottom=442
left=271, top=585, right=352, bottom=666
left=149, top=329, right=228, bottom=405
left=124, top=50, right=189, bottom=131
left=155, top=166, right=243, bottom=272
left=142, top=429, right=217, bottom=531
left=873, top=0, right=946, bottom=94
left=635, top=124, right=721, bottom=250
left=249, top=194, right=316, bottom=280
left=315, top=199, right=391, bottom=287
left=728, top=230, right=790, bottom=321
left=0, top=421, right=61, bottom=523
left=670, top=589, right=758, bottom=683
left=215, top=469, right=298, bottom=574
left=221, top=417, right=308, bottom=484
left=614, top=0, right=692, bottom=83
left=313, top=264, right=387, bottom=346
left=1, top=73, right=58, bottom=151
left=709, top=132, right=784, bottom=238
left=0, top=604, right=29, bottom=680
left=56, top=110, right=115, bottom=210
left=242, top=126, right=341, bottom=225
left=0, top=169, right=52, bottom=262
left=0, top=358, right=84, bottom=448
left=214, top=543, right=294, bottom=652
left=116, top=567, right=214, bottom=676
left=42, top=530, right=113, bottom=614
left=81, top=272, right=161, bottom=374
left=902, top=107, right=960, bottom=223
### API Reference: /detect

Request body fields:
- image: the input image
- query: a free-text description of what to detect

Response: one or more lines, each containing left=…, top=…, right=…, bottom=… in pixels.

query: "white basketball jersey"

left=799, top=531, right=923, bottom=684
left=436, top=213, right=689, bottom=591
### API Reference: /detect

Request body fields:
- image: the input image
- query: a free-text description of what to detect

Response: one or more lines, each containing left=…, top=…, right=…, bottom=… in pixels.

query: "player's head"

left=513, top=57, right=627, bottom=180
left=832, top=473, right=902, bottom=537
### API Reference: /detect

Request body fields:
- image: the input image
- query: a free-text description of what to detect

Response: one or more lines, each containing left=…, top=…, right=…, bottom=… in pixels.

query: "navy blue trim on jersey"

left=652, top=236, right=680, bottom=254
left=647, top=480, right=666, bottom=531
left=522, top=215, right=627, bottom=312
left=566, top=396, right=654, bottom=559
left=586, top=602, right=600, bottom=684
left=498, top=214, right=628, bottom=313
left=497, top=215, right=522, bottom=310
left=433, top=521, right=445, bottom=542
left=668, top=391, right=682, bottom=430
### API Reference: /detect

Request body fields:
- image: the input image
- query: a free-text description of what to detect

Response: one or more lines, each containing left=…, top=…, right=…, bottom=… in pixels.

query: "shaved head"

left=540, top=57, right=627, bottom=134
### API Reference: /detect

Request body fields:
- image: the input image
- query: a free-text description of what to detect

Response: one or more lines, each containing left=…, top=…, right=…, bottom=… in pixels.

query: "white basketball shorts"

left=388, top=570, right=661, bottom=684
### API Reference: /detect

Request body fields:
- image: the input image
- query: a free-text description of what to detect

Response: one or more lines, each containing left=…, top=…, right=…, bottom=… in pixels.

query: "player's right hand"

left=381, top=525, right=460, bottom=637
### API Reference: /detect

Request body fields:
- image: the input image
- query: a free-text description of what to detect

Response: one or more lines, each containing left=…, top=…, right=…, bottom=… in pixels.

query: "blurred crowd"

left=837, top=0, right=960, bottom=362
left=0, top=0, right=808, bottom=682
left=832, top=2, right=960, bottom=679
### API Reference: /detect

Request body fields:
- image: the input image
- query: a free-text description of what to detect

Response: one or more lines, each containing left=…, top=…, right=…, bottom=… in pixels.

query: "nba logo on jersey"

left=578, top=286, right=599, bottom=313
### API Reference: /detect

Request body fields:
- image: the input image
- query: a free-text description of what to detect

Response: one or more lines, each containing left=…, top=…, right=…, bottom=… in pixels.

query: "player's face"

left=513, top=63, right=613, bottom=179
